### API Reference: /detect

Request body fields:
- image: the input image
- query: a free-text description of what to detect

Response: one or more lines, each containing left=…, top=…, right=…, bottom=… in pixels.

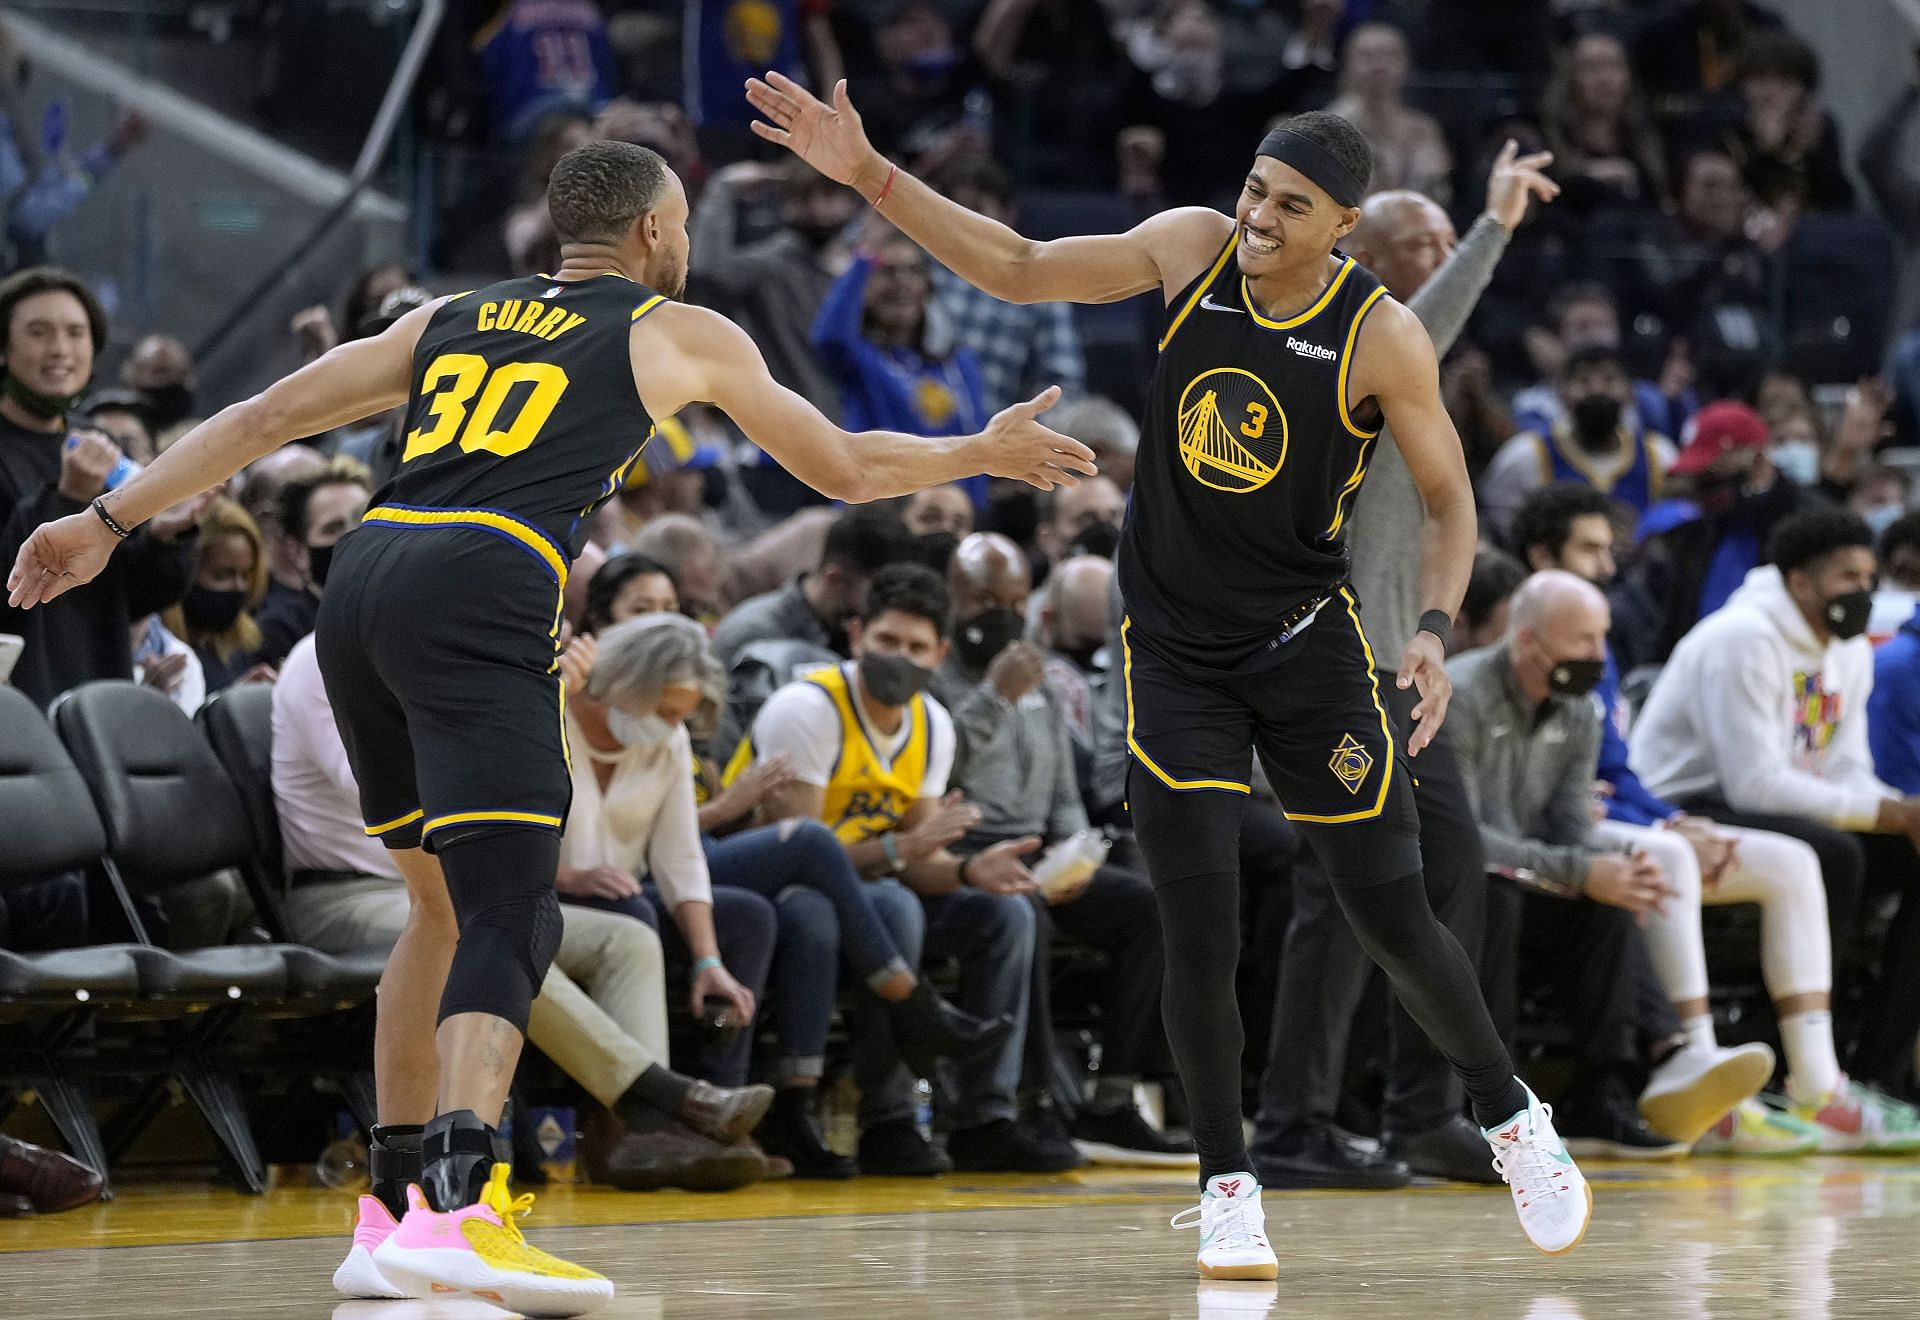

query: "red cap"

left=1668, top=401, right=1770, bottom=477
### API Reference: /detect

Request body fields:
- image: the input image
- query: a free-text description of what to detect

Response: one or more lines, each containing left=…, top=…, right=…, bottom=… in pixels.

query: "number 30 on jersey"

left=403, top=353, right=571, bottom=462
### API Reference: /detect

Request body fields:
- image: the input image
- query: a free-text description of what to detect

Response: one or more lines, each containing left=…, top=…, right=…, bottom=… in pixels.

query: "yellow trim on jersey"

left=364, top=808, right=425, bottom=837
left=1282, top=590, right=1395, bottom=824
left=1336, top=286, right=1389, bottom=438
left=1323, top=431, right=1380, bottom=541
left=1537, top=423, right=1657, bottom=496
left=423, top=810, right=565, bottom=836
left=1120, top=618, right=1252, bottom=795
left=1158, top=231, right=1240, bottom=352
left=632, top=294, right=668, bottom=322
left=362, top=505, right=569, bottom=588
left=1243, top=258, right=1355, bottom=331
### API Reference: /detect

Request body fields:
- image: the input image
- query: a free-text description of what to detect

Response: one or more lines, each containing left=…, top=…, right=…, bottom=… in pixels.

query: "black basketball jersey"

left=375, top=272, right=663, bottom=555
left=1117, top=232, right=1390, bottom=669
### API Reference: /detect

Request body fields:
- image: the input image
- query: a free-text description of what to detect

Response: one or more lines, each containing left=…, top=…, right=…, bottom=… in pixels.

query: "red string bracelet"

left=873, top=162, right=898, bottom=209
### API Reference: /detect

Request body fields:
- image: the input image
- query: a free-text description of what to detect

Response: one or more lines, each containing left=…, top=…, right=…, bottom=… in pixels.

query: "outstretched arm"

left=630, top=302, right=1095, bottom=505
left=745, top=73, right=1227, bottom=305
left=8, top=300, right=440, bottom=609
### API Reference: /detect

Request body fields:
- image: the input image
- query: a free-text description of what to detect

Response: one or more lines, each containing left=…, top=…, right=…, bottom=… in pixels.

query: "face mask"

left=607, top=707, right=675, bottom=749
left=915, top=530, right=960, bottom=573
left=1071, top=520, right=1121, bottom=560
left=859, top=650, right=935, bottom=706
left=1822, top=588, right=1873, bottom=641
left=305, top=540, right=334, bottom=590
left=1058, top=637, right=1104, bottom=670
left=1863, top=503, right=1904, bottom=541
left=956, top=607, right=1024, bottom=670
left=903, top=48, right=960, bottom=81
left=1570, top=396, right=1622, bottom=443
left=140, top=382, right=195, bottom=430
left=2, top=370, right=84, bottom=420
left=182, top=584, right=247, bottom=633
left=790, top=216, right=849, bottom=251
left=1545, top=654, right=1605, bottom=698
left=1770, top=441, right=1819, bottom=487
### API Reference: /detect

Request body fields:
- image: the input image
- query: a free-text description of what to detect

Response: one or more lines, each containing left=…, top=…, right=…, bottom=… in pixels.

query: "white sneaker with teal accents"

left=1485, top=1084, right=1592, bottom=1256
left=1170, top=1173, right=1279, bottom=1280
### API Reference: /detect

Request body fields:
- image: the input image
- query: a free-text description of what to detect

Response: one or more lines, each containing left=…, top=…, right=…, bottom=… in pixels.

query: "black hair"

left=1737, top=31, right=1820, bottom=91
left=1767, top=507, right=1874, bottom=576
left=547, top=140, right=671, bottom=247
left=1545, top=280, right=1616, bottom=331
left=1562, top=342, right=1626, bottom=377
left=822, top=505, right=914, bottom=576
left=932, top=154, right=1013, bottom=209
left=1280, top=111, right=1374, bottom=197
left=584, top=551, right=680, bottom=634
left=278, top=457, right=373, bottom=542
left=860, top=562, right=950, bottom=637
left=1881, top=510, right=1920, bottom=566
left=1462, top=548, right=1527, bottom=632
left=0, top=266, right=107, bottom=357
left=1511, top=483, right=1615, bottom=566
left=343, top=263, right=414, bottom=339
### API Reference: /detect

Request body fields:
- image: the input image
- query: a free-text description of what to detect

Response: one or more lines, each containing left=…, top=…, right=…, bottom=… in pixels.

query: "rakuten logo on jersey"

left=1287, top=337, right=1337, bottom=362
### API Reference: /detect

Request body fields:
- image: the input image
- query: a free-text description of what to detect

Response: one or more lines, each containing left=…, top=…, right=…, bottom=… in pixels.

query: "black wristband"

left=1417, top=609, right=1452, bottom=649
left=956, top=853, right=976, bottom=887
left=91, top=497, right=131, bottom=540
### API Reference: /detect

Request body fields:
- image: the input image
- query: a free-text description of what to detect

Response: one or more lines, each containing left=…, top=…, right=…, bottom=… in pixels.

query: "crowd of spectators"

left=12, top=0, right=1920, bottom=1193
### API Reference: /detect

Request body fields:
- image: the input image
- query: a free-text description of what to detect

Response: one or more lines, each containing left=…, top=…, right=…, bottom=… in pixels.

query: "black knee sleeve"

left=436, top=827, right=564, bottom=1033
left=1127, top=765, right=1245, bottom=885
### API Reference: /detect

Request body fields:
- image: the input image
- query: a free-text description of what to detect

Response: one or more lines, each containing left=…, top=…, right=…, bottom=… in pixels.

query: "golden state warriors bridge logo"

left=1177, top=368, right=1287, bottom=493
left=1328, top=733, right=1373, bottom=796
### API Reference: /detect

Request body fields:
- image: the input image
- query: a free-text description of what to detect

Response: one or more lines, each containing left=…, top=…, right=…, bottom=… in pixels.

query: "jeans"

left=703, top=819, right=913, bottom=1080
left=852, top=882, right=1035, bottom=1130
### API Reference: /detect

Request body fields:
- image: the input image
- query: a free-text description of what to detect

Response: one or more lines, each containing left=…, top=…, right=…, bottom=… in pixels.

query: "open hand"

left=980, top=386, right=1099, bottom=492
left=746, top=74, right=883, bottom=193
left=1395, top=630, right=1450, bottom=755
left=964, top=836, right=1042, bottom=895
left=7, top=510, right=119, bottom=608
left=1483, top=139, right=1559, bottom=232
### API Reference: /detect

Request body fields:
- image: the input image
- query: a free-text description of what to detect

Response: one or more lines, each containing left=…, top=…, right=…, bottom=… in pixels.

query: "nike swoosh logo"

left=1198, top=294, right=1243, bottom=314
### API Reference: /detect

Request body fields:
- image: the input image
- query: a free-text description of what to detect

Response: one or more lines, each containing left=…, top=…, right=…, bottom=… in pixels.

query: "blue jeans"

left=569, top=883, right=776, bottom=1087
left=851, top=884, right=1035, bottom=1131
left=704, top=820, right=913, bottom=1080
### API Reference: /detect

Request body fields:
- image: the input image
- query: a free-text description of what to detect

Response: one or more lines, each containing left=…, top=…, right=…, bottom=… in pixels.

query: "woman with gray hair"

left=565, top=611, right=1013, bottom=1179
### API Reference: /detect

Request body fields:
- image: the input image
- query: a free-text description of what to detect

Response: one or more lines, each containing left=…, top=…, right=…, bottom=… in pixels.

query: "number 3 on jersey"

left=403, top=354, right=570, bottom=462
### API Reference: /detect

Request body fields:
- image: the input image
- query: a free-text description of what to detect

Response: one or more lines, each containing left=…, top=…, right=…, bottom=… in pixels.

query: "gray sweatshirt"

left=1347, top=214, right=1511, bottom=657
left=1444, top=643, right=1603, bottom=896
left=931, top=657, right=1090, bottom=841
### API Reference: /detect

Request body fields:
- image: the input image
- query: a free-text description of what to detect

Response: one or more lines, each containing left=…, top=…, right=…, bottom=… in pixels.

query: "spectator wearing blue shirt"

left=1871, top=604, right=1920, bottom=796
left=1516, top=483, right=1911, bottom=1153
left=812, top=222, right=991, bottom=506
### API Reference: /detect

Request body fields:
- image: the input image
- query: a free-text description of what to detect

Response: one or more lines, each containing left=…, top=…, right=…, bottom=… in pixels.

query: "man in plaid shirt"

left=930, top=158, right=1086, bottom=412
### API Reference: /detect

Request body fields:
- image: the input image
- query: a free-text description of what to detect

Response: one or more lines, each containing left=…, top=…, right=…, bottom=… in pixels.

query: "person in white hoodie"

left=1632, top=507, right=1920, bottom=1107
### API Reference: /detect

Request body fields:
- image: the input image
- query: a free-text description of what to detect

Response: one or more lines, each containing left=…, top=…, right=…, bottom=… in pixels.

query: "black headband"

left=1255, top=128, right=1367, bottom=209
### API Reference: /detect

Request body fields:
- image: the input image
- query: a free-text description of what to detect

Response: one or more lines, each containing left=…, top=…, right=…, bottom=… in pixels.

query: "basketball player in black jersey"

left=747, top=75, right=1594, bottom=1276
left=7, top=140, right=1093, bottom=1313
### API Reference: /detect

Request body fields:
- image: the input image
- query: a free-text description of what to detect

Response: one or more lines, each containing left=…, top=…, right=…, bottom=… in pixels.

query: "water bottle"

left=314, top=1112, right=369, bottom=1192
left=913, top=1077, right=934, bottom=1144
left=66, top=433, right=140, bottom=490
left=1032, top=829, right=1110, bottom=899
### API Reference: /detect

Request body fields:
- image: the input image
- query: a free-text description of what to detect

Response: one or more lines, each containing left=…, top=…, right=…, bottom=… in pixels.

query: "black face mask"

left=1823, top=588, right=1873, bottom=641
left=140, top=382, right=195, bottom=430
left=306, top=540, right=334, bottom=590
left=858, top=651, right=935, bottom=706
left=1057, top=637, right=1104, bottom=671
left=956, top=607, right=1024, bottom=670
left=2, top=370, right=84, bottom=420
left=1570, top=396, right=1621, bottom=444
left=182, top=584, right=247, bottom=634
left=1546, top=655, right=1606, bottom=698
left=1070, top=520, right=1121, bottom=560
left=914, top=530, right=960, bottom=573
left=790, top=217, right=849, bottom=251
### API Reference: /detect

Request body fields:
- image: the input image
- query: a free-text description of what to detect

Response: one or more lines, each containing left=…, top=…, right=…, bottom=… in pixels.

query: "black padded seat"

left=126, top=945, right=288, bottom=999
left=0, top=946, right=141, bottom=1000
left=279, top=946, right=388, bottom=997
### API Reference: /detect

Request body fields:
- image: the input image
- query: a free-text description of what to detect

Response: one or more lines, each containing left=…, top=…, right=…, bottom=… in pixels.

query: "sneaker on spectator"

left=1790, top=1076, right=1920, bottom=1154
left=1638, top=1041, right=1774, bottom=1145
left=946, top=1116, right=1087, bottom=1173
left=1072, top=1103, right=1199, bottom=1167
left=857, top=1119, right=952, bottom=1177
left=1694, top=1098, right=1820, bottom=1157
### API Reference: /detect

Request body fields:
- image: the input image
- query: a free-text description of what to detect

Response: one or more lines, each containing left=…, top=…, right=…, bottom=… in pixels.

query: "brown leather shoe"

left=0, top=1137, right=104, bottom=1214
left=0, top=1192, right=31, bottom=1217
left=680, top=1080, right=775, bottom=1145
left=596, top=1124, right=768, bottom=1193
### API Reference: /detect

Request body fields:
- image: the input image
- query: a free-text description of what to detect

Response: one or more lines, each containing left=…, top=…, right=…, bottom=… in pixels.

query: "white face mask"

left=1769, top=440, right=1819, bottom=487
left=607, top=706, right=675, bottom=750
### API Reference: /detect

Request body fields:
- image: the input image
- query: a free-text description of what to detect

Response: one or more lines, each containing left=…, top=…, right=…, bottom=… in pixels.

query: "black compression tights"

left=1132, top=772, right=1527, bottom=1185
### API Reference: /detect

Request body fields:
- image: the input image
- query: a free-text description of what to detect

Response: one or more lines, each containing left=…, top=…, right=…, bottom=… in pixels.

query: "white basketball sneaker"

left=1484, top=1085, right=1592, bottom=1257
left=1171, top=1173, right=1279, bottom=1280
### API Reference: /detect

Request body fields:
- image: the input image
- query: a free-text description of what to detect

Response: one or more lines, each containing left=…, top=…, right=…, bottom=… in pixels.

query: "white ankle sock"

left=1682, top=1013, right=1718, bottom=1054
left=1781, top=1010, right=1841, bottom=1105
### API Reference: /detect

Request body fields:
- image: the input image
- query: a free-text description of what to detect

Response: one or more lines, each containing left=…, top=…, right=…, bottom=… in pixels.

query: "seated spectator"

left=1873, top=595, right=1920, bottom=800
left=237, top=444, right=328, bottom=622
left=118, top=333, right=197, bottom=434
left=272, top=628, right=773, bottom=1193
left=1515, top=482, right=1898, bottom=1152
left=847, top=0, right=986, bottom=161
left=1510, top=282, right=1697, bottom=446
left=1480, top=344, right=1675, bottom=538
left=1034, top=475, right=1125, bottom=573
left=1035, top=553, right=1115, bottom=756
left=1695, top=31, right=1854, bottom=213
left=902, top=482, right=974, bottom=572
left=290, top=262, right=418, bottom=365
left=583, top=551, right=681, bottom=631
left=1872, top=512, right=1920, bottom=639
left=1116, top=0, right=1270, bottom=207
left=1542, top=31, right=1667, bottom=213
left=253, top=457, right=372, bottom=668
left=812, top=221, right=991, bottom=505
left=930, top=534, right=1187, bottom=1164
left=1452, top=547, right=1526, bottom=655
left=1631, top=0, right=1784, bottom=121
left=1848, top=465, right=1908, bottom=542
left=84, top=391, right=157, bottom=465
left=1325, top=22, right=1451, bottom=204
left=713, top=505, right=911, bottom=668
left=1631, top=509, right=1920, bottom=1099
left=628, top=513, right=725, bottom=624
left=742, top=563, right=1074, bottom=1174
left=929, top=156, right=1087, bottom=414
left=475, top=0, right=615, bottom=141
left=1448, top=571, right=1769, bottom=1155
left=0, top=268, right=204, bottom=707
left=1627, top=147, right=1778, bottom=369
left=1048, top=395, right=1139, bottom=492
left=159, top=498, right=272, bottom=694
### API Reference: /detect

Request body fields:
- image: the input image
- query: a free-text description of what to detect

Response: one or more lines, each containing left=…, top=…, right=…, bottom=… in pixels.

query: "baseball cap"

left=1668, top=401, right=1770, bottom=477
